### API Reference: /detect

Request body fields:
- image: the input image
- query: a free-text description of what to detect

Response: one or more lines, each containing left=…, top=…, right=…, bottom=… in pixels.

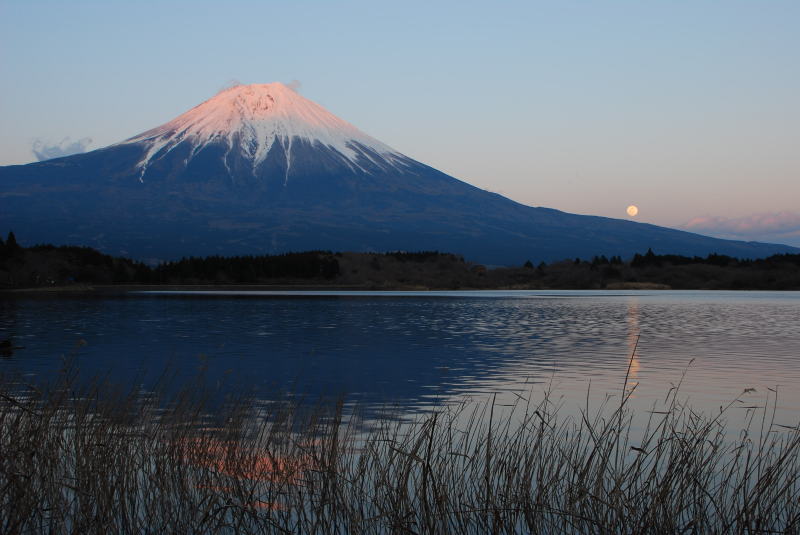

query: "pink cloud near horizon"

left=683, top=212, right=800, bottom=245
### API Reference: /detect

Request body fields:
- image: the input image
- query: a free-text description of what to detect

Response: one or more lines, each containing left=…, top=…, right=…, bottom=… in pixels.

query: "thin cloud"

left=683, top=212, right=800, bottom=246
left=32, top=137, right=92, bottom=162
left=286, top=80, right=302, bottom=92
left=218, top=79, right=242, bottom=94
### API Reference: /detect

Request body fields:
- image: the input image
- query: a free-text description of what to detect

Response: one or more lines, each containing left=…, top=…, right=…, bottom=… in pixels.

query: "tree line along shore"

left=1, top=232, right=799, bottom=291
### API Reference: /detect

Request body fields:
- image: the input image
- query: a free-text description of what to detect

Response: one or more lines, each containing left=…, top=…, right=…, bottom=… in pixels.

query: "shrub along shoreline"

left=2, top=232, right=800, bottom=291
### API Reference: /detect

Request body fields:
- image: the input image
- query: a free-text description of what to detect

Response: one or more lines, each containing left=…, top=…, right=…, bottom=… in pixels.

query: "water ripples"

left=1, top=291, right=799, bottom=426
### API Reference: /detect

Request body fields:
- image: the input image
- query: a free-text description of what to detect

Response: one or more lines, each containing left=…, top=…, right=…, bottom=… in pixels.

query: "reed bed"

left=1, top=367, right=799, bottom=534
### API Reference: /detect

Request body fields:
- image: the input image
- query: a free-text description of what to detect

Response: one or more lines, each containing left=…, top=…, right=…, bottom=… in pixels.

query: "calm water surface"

left=1, top=290, right=799, bottom=427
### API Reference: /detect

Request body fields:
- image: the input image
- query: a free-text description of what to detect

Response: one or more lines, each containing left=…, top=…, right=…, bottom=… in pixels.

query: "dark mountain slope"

left=1, top=83, right=796, bottom=264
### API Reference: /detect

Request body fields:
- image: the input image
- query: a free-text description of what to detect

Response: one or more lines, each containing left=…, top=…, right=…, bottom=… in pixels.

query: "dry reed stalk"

left=1, top=367, right=799, bottom=534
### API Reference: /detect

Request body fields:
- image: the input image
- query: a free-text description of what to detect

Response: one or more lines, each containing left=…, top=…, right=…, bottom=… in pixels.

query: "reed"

left=1, top=367, right=799, bottom=534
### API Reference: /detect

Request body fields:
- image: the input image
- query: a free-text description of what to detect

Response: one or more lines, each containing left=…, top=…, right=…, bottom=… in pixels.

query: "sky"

left=1, top=0, right=798, bottom=246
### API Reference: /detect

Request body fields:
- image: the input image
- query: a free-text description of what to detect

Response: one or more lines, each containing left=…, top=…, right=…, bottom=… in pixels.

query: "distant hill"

left=2, top=238, right=798, bottom=291
left=1, top=83, right=797, bottom=264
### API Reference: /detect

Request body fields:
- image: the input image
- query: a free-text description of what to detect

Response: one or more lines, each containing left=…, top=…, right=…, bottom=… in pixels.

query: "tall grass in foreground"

left=1, top=368, right=799, bottom=534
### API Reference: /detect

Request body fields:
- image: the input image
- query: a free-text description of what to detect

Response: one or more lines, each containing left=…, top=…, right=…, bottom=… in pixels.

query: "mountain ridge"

left=1, top=83, right=797, bottom=264
left=117, top=83, right=411, bottom=184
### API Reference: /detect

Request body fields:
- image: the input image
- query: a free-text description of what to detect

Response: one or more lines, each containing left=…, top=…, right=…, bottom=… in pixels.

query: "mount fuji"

left=1, top=83, right=796, bottom=264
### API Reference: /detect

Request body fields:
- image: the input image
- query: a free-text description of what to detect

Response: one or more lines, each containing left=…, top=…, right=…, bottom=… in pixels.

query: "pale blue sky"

left=2, top=1, right=798, bottom=245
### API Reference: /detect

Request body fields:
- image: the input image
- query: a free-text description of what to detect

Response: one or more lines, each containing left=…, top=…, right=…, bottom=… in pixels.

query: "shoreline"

left=7, top=283, right=800, bottom=295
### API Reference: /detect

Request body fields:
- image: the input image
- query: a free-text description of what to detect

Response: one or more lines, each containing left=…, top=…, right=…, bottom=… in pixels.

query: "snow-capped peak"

left=121, top=83, right=406, bottom=180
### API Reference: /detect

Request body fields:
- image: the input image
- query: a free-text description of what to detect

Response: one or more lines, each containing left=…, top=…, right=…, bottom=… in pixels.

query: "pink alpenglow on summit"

left=121, top=83, right=407, bottom=181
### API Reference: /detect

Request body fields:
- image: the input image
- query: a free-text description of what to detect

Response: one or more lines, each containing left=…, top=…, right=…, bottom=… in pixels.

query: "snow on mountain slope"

left=119, top=83, right=409, bottom=180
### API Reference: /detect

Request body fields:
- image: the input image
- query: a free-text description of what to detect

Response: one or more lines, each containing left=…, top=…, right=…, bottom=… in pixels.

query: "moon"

left=626, top=205, right=639, bottom=217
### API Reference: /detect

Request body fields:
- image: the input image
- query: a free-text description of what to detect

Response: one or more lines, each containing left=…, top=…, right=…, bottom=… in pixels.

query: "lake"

left=2, top=290, right=799, bottom=428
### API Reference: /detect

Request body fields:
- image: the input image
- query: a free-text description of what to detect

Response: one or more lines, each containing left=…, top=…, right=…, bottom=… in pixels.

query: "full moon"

left=626, top=205, right=639, bottom=217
